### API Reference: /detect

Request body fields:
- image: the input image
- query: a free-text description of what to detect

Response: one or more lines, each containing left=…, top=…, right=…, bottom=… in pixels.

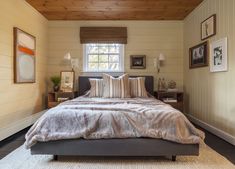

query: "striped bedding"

left=129, top=77, right=148, bottom=97
left=89, top=78, right=103, bottom=97
left=102, top=73, right=130, bottom=98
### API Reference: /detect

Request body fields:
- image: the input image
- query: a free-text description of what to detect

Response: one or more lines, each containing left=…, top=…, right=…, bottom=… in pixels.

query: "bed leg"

left=53, top=155, right=58, bottom=161
left=172, top=155, right=176, bottom=161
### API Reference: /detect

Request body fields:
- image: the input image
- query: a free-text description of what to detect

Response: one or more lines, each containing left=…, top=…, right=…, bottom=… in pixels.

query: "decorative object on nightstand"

left=47, top=91, right=78, bottom=108
left=50, top=76, right=61, bottom=92
left=154, top=91, right=184, bottom=112
left=167, top=80, right=178, bottom=92
left=157, top=78, right=167, bottom=91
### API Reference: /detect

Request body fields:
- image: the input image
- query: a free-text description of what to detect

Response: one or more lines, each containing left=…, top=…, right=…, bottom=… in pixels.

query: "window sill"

left=81, top=71, right=125, bottom=76
left=82, top=71, right=124, bottom=73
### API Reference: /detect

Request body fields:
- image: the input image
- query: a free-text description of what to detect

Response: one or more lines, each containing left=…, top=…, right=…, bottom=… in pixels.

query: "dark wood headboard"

left=78, top=76, right=154, bottom=96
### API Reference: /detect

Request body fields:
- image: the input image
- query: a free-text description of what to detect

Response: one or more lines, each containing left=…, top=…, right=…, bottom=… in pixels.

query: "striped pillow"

left=102, top=74, right=130, bottom=98
left=89, top=78, right=104, bottom=97
left=129, top=77, right=148, bottom=98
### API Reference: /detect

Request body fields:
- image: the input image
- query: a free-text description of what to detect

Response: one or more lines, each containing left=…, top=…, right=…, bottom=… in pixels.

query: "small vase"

left=53, top=85, right=60, bottom=92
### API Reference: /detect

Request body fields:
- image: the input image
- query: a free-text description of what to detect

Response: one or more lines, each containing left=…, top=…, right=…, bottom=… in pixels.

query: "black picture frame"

left=189, top=41, right=208, bottom=69
left=130, top=55, right=146, bottom=69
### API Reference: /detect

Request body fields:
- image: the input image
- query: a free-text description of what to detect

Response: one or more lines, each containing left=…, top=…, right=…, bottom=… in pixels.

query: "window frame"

left=83, top=43, right=124, bottom=73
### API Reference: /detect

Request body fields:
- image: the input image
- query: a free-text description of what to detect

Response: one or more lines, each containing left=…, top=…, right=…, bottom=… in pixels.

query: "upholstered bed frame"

left=31, top=76, right=199, bottom=161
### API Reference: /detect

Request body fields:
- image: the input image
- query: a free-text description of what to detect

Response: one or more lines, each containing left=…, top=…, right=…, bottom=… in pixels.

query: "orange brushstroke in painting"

left=18, top=45, right=35, bottom=55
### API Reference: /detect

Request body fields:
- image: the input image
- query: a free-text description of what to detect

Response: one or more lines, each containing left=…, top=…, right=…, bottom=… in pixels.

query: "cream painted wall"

left=184, top=0, right=235, bottom=137
left=47, top=21, right=183, bottom=91
left=0, top=0, right=48, bottom=139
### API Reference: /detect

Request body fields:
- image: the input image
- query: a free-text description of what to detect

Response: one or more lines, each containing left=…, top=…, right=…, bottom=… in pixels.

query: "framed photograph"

left=210, top=37, right=228, bottom=72
left=130, top=55, right=146, bottom=69
left=60, top=71, right=75, bottom=92
left=201, top=14, right=216, bottom=40
left=189, top=41, right=208, bottom=69
left=14, top=27, right=36, bottom=83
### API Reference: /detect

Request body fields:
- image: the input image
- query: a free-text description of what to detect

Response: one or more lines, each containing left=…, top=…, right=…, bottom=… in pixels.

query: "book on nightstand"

left=57, top=97, right=69, bottom=102
left=163, top=98, right=177, bottom=103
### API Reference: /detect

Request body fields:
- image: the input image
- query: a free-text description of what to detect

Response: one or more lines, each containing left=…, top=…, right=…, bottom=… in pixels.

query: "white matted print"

left=60, top=71, right=75, bottom=92
left=210, top=37, right=228, bottom=72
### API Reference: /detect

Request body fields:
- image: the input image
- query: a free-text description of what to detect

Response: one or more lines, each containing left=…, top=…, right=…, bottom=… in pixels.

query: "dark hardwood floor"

left=0, top=126, right=234, bottom=165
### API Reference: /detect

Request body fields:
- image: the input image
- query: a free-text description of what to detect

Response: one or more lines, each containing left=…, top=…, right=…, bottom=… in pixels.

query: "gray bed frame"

left=30, top=76, right=199, bottom=161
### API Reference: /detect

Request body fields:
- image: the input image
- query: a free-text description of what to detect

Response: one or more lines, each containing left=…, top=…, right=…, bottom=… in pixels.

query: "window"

left=83, top=43, right=124, bottom=72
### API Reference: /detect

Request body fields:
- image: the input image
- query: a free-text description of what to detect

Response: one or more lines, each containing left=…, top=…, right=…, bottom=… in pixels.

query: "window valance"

left=80, top=27, right=127, bottom=44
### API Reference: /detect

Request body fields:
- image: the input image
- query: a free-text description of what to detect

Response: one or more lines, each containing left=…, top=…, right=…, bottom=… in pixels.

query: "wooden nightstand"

left=154, top=91, right=184, bottom=112
left=47, top=91, right=78, bottom=109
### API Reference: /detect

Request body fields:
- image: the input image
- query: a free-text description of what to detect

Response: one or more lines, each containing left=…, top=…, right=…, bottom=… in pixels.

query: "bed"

left=28, top=76, right=204, bottom=161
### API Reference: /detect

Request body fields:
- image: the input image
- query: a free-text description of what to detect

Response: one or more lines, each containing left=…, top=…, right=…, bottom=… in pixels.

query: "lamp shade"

left=158, top=53, right=165, bottom=61
left=64, top=52, right=71, bottom=60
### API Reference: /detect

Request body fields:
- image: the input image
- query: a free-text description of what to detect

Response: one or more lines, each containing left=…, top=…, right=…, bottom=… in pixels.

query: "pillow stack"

left=88, top=74, right=148, bottom=98
left=89, top=78, right=104, bottom=97
left=102, top=73, right=130, bottom=98
left=129, top=77, right=148, bottom=98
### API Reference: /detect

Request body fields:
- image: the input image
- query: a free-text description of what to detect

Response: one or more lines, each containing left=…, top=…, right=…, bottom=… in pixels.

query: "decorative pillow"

left=102, top=74, right=130, bottom=98
left=89, top=78, right=104, bottom=97
left=129, top=77, right=148, bottom=98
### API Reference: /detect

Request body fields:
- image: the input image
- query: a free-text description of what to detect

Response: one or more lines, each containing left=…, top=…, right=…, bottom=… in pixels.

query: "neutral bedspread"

left=25, top=97, right=205, bottom=149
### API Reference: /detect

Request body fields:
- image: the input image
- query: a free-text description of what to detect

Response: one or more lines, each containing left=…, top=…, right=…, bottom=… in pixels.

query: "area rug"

left=0, top=143, right=234, bottom=169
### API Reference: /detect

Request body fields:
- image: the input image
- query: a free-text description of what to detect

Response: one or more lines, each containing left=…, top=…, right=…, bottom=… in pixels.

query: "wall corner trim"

left=187, top=114, right=235, bottom=146
left=0, top=110, right=47, bottom=141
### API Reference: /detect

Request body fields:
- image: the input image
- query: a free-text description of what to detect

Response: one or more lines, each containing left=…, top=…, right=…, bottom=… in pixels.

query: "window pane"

left=88, top=55, right=98, bottom=62
left=88, top=45, right=98, bottom=54
left=109, top=55, right=119, bottom=62
left=99, top=46, right=109, bottom=53
left=85, top=43, right=122, bottom=72
left=99, top=55, right=108, bottom=62
left=109, top=46, right=119, bottom=53
left=109, top=63, right=119, bottom=70
left=88, top=63, right=98, bottom=71
left=99, top=63, right=108, bottom=70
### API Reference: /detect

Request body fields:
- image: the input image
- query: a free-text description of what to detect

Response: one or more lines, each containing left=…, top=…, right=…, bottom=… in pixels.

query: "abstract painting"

left=14, top=27, right=36, bottom=83
left=210, top=37, right=228, bottom=72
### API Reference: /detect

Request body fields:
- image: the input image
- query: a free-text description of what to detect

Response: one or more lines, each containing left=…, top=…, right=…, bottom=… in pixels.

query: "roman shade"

left=80, top=27, right=127, bottom=44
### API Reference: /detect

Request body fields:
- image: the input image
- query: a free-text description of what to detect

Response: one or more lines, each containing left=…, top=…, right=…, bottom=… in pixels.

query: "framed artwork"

left=14, top=27, right=36, bottom=83
left=189, top=41, right=208, bottom=69
left=60, top=71, right=75, bottom=92
left=210, top=37, right=228, bottom=72
left=201, top=14, right=216, bottom=40
left=130, top=55, right=146, bottom=69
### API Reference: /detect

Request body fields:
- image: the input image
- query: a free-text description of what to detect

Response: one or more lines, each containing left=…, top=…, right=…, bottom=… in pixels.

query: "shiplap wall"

left=47, top=21, right=183, bottom=91
left=0, top=0, right=48, bottom=139
left=184, top=0, right=235, bottom=136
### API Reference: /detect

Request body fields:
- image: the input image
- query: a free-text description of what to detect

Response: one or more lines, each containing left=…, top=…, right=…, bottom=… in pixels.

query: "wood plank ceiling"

left=26, top=0, right=203, bottom=20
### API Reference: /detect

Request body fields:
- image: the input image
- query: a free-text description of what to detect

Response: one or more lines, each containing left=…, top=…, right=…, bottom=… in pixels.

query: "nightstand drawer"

left=47, top=91, right=78, bottom=109
left=154, top=91, right=184, bottom=112
left=166, top=102, right=183, bottom=112
left=48, top=102, right=60, bottom=109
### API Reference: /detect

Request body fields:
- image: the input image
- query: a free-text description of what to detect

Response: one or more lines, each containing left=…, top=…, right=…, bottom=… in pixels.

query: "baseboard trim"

left=187, top=114, right=235, bottom=146
left=0, top=110, right=47, bottom=141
